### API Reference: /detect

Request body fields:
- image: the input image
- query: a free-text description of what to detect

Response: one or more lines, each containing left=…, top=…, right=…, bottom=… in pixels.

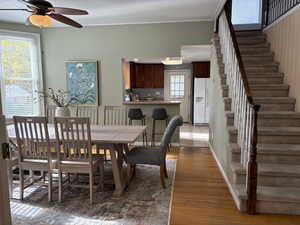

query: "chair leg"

left=7, top=167, right=13, bottom=198
left=48, top=172, right=53, bottom=202
left=164, top=163, right=168, bottom=178
left=58, top=171, right=63, bottom=203
left=89, top=170, right=93, bottom=204
left=131, top=164, right=136, bottom=177
left=152, top=119, right=156, bottom=147
left=19, top=169, right=24, bottom=201
left=160, top=165, right=166, bottom=189
left=99, top=159, right=104, bottom=191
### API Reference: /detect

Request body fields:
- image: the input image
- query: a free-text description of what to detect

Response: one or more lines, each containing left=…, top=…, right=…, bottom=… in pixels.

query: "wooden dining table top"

left=6, top=124, right=147, bottom=144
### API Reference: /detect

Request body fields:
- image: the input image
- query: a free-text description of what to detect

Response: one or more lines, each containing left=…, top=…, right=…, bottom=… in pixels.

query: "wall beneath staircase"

left=208, top=42, right=233, bottom=182
left=265, top=7, right=300, bottom=112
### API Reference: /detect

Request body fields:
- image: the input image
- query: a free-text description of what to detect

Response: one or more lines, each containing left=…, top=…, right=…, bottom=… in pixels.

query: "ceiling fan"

left=0, top=0, right=88, bottom=28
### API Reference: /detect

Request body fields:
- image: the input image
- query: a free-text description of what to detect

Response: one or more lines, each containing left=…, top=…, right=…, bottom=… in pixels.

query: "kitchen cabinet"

left=192, top=62, right=210, bottom=78
left=130, top=63, right=164, bottom=88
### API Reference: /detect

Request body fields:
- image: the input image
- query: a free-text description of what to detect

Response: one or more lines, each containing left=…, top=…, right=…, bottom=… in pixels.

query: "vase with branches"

left=37, top=88, right=73, bottom=117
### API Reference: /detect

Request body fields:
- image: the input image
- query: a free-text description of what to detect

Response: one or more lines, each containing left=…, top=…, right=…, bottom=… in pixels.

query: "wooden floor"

left=169, top=147, right=300, bottom=225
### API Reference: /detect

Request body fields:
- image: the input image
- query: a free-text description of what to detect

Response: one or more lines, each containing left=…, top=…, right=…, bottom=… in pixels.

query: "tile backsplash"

left=132, top=88, right=164, bottom=100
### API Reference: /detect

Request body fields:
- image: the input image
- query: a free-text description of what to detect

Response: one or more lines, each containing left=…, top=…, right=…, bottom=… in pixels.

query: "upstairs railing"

left=263, top=0, right=300, bottom=27
left=216, top=3, right=260, bottom=214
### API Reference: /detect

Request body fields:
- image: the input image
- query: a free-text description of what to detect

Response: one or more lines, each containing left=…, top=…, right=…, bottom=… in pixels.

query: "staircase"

left=216, top=30, right=300, bottom=215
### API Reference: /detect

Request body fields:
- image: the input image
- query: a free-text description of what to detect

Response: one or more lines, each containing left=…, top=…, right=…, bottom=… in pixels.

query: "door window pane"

left=170, top=74, right=184, bottom=98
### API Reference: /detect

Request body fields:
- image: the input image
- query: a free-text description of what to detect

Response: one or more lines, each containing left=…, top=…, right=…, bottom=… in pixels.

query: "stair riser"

left=223, top=88, right=288, bottom=98
left=227, top=117, right=300, bottom=127
left=234, top=173, right=300, bottom=188
left=224, top=100, right=295, bottom=112
left=232, top=152, right=300, bottom=165
left=237, top=39, right=266, bottom=45
left=240, top=199, right=300, bottom=215
left=243, top=58, right=274, bottom=63
left=229, top=133, right=300, bottom=144
left=245, top=67, right=279, bottom=73
left=248, top=77, right=283, bottom=84
left=236, top=32, right=264, bottom=37
left=240, top=48, right=270, bottom=54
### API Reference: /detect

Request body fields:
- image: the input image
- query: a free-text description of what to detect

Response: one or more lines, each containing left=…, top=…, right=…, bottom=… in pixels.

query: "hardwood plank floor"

left=169, top=147, right=300, bottom=225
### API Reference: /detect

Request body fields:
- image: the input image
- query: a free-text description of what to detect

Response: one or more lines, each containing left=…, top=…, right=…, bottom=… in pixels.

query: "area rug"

left=11, top=159, right=176, bottom=225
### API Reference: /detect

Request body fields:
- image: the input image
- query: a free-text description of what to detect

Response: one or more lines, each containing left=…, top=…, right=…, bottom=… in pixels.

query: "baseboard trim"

left=208, top=141, right=241, bottom=211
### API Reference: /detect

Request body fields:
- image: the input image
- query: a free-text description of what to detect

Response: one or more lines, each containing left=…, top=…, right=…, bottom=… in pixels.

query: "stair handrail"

left=215, top=2, right=260, bottom=214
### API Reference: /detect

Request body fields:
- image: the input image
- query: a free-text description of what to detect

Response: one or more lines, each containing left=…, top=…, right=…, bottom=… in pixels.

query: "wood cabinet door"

left=153, top=64, right=164, bottom=88
left=135, top=64, right=145, bottom=88
left=144, top=64, right=154, bottom=88
left=129, top=62, right=136, bottom=88
left=193, top=62, right=210, bottom=78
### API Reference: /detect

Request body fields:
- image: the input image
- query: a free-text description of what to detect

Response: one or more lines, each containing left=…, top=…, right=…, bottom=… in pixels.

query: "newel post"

left=247, top=104, right=260, bottom=214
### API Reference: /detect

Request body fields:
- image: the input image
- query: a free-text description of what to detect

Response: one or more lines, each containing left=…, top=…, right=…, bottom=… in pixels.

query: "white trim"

left=263, top=3, right=300, bottom=31
left=45, top=19, right=213, bottom=28
left=214, top=0, right=227, bottom=19
left=208, top=141, right=242, bottom=211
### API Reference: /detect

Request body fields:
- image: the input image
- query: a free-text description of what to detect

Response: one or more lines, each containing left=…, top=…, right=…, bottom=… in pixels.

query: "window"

left=0, top=31, right=43, bottom=118
left=170, top=74, right=185, bottom=98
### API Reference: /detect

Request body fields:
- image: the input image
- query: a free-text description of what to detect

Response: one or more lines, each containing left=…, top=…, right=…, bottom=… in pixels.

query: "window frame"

left=0, top=29, right=44, bottom=118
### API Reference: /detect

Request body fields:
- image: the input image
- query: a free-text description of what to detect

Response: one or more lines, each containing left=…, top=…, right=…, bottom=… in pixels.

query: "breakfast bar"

left=123, top=100, right=181, bottom=144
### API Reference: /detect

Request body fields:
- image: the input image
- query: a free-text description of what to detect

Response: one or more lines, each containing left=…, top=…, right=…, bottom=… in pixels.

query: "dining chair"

left=54, top=117, right=104, bottom=204
left=77, top=105, right=99, bottom=125
left=104, top=105, right=127, bottom=125
left=125, top=115, right=183, bottom=188
left=13, top=116, right=54, bottom=202
left=46, top=105, right=56, bottom=123
left=98, top=106, right=127, bottom=161
left=7, top=140, right=19, bottom=198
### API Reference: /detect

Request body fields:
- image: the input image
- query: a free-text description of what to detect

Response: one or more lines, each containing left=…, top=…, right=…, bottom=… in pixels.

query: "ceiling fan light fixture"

left=29, top=14, right=52, bottom=27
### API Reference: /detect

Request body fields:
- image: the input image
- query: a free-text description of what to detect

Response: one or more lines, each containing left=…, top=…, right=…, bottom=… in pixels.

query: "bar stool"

left=151, top=108, right=169, bottom=147
left=128, top=108, right=147, bottom=146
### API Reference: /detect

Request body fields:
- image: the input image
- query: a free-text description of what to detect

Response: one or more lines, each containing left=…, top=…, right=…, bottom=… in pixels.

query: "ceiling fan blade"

left=50, top=7, right=88, bottom=15
left=0, top=9, right=30, bottom=11
left=18, top=0, right=53, bottom=10
left=48, top=13, right=83, bottom=28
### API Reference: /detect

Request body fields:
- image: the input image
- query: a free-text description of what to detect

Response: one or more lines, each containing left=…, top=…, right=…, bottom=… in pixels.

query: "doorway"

left=231, top=0, right=263, bottom=30
left=164, top=70, right=191, bottom=123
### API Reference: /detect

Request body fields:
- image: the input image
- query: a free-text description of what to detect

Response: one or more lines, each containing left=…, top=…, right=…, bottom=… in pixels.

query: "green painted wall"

left=0, top=21, right=41, bottom=34
left=41, top=21, right=214, bottom=105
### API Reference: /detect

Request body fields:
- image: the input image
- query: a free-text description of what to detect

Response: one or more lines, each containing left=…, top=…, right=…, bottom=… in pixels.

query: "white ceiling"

left=0, top=0, right=222, bottom=27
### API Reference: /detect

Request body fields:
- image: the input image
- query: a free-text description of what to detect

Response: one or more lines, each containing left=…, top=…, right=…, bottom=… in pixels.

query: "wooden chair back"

left=13, top=116, right=51, bottom=161
left=77, top=105, right=98, bottom=124
left=46, top=105, right=56, bottom=123
left=104, top=106, right=126, bottom=125
left=54, top=117, right=92, bottom=162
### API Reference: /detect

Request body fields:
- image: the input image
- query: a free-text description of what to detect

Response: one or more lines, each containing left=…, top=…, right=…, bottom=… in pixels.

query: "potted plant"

left=37, top=88, right=73, bottom=117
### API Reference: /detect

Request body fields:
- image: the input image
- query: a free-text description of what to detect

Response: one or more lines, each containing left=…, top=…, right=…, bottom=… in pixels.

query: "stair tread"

left=226, top=111, right=300, bottom=118
left=230, top=143, right=300, bottom=154
left=235, top=184, right=300, bottom=202
left=228, top=126, right=300, bottom=134
left=223, top=84, right=289, bottom=89
left=232, top=162, right=300, bottom=176
left=254, top=97, right=296, bottom=103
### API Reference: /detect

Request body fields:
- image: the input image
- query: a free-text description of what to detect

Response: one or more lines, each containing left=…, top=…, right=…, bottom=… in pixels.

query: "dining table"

left=6, top=124, right=147, bottom=197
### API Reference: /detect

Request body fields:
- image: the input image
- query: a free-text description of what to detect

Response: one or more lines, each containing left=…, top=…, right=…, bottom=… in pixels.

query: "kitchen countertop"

left=123, top=100, right=181, bottom=105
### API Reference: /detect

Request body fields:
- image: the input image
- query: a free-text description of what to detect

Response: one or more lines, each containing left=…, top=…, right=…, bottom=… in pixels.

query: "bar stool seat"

left=151, top=108, right=169, bottom=146
left=128, top=108, right=147, bottom=146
